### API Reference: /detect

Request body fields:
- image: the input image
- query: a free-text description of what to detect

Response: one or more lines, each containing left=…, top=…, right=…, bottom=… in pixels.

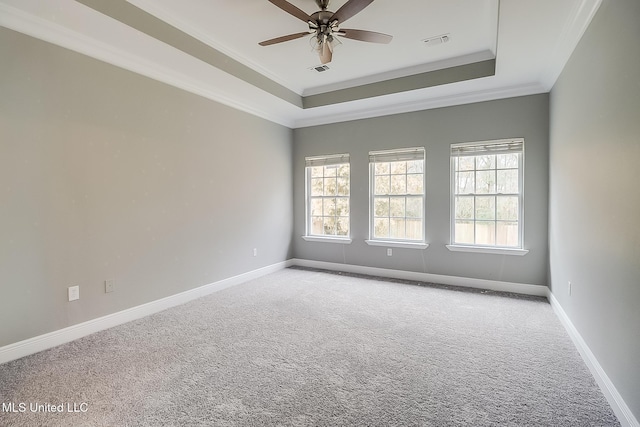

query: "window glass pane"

left=390, top=219, right=406, bottom=239
left=407, top=160, right=423, bottom=174
left=496, top=196, right=518, bottom=221
left=323, top=165, right=337, bottom=177
left=390, top=197, right=405, bottom=217
left=336, top=197, right=349, bottom=217
left=407, top=174, right=423, bottom=194
left=496, top=221, right=519, bottom=246
left=497, top=169, right=518, bottom=194
left=323, top=217, right=336, bottom=235
left=450, top=143, right=522, bottom=249
left=475, top=221, right=496, bottom=245
left=476, top=170, right=496, bottom=194
left=371, top=153, right=425, bottom=243
left=374, top=218, right=389, bottom=238
left=497, top=153, right=519, bottom=169
left=406, top=219, right=422, bottom=240
left=374, top=197, right=389, bottom=217
left=455, top=196, right=474, bottom=220
left=307, top=158, right=350, bottom=238
left=374, top=175, right=390, bottom=195
left=311, top=198, right=323, bottom=216
left=455, top=221, right=475, bottom=244
left=391, top=161, right=407, bottom=175
left=456, top=171, right=474, bottom=194
left=458, top=156, right=475, bottom=171
left=323, top=198, right=336, bottom=216
left=311, top=217, right=323, bottom=235
left=311, top=178, right=323, bottom=196
left=324, top=178, right=337, bottom=196
left=406, top=196, right=423, bottom=218
left=337, top=177, right=349, bottom=196
left=475, top=196, right=495, bottom=220
left=476, top=155, right=495, bottom=170
left=390, top=175, right=406, bottom=195
left=375, top=162, right=390, bottom=175
left=336, top=218, right=349, bottom=236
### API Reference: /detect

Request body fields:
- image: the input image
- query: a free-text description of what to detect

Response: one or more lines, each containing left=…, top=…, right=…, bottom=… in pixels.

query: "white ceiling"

left=0, top=0, right=602, bottom=128
left=128, top=0, right=499, bottom=96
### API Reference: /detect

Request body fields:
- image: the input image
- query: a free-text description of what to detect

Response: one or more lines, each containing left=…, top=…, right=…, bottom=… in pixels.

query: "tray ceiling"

left=0, top=0, right=602, bottom=127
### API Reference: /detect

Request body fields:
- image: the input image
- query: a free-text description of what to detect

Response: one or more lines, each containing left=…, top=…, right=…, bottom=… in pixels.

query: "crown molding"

left=0, top=0, right=601, bottom=129
left=293, top=81, right=548, bottom=128
left=126, top=0, right=304, bottom=96
left=303, top=51, right=496, bottom=97
left=539, top=0, right=603, bottom=90
left=0, top=2, right=295, bottom=128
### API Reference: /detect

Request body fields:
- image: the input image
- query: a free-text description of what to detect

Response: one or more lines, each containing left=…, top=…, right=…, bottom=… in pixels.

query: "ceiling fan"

left=259, top=0, right=392, bottom=64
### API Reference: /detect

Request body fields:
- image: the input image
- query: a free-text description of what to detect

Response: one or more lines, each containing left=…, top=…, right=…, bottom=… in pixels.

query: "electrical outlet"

left=387, top=248, right=393, bottom=256
left=68, top=285, right=80, bottom=302
left=105, top=279, right=115, bottom=293
left=253, top=248, right=257, bottom=257
left=568, top=281, right=572, bottom=296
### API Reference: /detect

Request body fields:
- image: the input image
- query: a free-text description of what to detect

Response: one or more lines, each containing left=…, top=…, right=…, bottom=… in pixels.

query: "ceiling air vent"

left=309, top=65, right=330, bottom=73
left=422, top=34, right=451, bottom=47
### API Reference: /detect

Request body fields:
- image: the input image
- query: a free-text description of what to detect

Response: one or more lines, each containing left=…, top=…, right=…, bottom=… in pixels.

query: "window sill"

left=365, top=240, right=429, bottom=249
left=302, top=236, right=352, bottom=244
left=446, top=245, right=529, bottom=256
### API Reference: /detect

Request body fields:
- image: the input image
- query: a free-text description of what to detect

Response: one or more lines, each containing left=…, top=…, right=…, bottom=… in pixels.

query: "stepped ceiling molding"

left=0, top=0, right=601, bottom=128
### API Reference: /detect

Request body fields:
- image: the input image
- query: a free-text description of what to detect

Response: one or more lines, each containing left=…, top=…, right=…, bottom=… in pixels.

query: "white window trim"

left=365, top=240, right=429, bottom=249
left=450, top=138, right=525, bottom=250
left=302, top=236, right=352, bottom=244
left=446, top=244, right=528, bottom=256
left=368, top=147, right=428, bottom=247
left=304, top=153, right=351, bottom=239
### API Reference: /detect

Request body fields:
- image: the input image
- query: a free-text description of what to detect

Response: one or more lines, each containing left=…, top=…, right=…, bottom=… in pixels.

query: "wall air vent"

left=422, top=34, right=451, bottom=47
left=309, top=65, right=330, bottom=73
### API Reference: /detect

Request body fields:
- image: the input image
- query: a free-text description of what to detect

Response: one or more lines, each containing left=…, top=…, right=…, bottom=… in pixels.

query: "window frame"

left=303, top=153, right=352, bottom=244
left=366, top=147, right=428, bottom=249
left=447, top=138, right=528, bottom=256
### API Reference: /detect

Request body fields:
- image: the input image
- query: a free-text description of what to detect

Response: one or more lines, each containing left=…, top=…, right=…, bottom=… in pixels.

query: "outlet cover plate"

left=68, top=285, right=79, bottom=301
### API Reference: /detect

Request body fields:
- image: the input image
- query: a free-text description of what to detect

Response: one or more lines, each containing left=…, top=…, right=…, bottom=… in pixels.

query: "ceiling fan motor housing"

left=309, top=11, right=338, bottom=41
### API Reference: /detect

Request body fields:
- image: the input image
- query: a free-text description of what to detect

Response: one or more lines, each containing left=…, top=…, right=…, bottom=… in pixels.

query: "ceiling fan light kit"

left=259, top=0, right=392, bottom=65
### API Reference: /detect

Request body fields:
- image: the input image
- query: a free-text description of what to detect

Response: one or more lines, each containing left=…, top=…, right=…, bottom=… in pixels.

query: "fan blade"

left=330, top=0, right=374, bottom=24
left=320, top=40, right=332, bottom=64
left=267, top=0, right=311, bottom=22
left=259, top=32, right=309, bottom=46
left=338, top=28, right=392, bottom=44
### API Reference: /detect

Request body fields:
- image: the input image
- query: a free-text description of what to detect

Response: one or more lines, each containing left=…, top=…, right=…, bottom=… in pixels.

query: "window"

left=304, top=154, right=350, bottom=241
left=449, top=139, right=525, bottom=252
left=367, top=148, right=427, bottom=247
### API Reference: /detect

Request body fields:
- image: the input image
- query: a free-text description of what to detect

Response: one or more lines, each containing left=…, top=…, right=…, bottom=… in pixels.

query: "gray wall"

left=548, top=0, right=640, bottom=419
left=293, top=94, right=549, bottom=286
left=0, top=28, right=293, bottom=347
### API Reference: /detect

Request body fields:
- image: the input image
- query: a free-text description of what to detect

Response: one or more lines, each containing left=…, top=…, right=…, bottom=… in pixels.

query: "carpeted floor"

left=0, top=267, right=619, bottom=426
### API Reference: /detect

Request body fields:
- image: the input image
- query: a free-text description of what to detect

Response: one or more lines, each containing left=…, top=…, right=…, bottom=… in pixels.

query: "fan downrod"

left=315, top=0, right=330, bottom=10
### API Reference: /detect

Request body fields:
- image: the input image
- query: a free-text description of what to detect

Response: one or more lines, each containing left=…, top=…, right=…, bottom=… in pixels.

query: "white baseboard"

left=549, top=293, right=639, bottom=427
left=0, top=260, right=293, bottom=365
left=290, top=258, right=548, bottom=297
left=3, top=258, right=635, bottom=427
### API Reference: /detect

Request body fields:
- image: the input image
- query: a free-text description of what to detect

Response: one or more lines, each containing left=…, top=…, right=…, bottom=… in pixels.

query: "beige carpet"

left=0, top=267, right=619, bottom=426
